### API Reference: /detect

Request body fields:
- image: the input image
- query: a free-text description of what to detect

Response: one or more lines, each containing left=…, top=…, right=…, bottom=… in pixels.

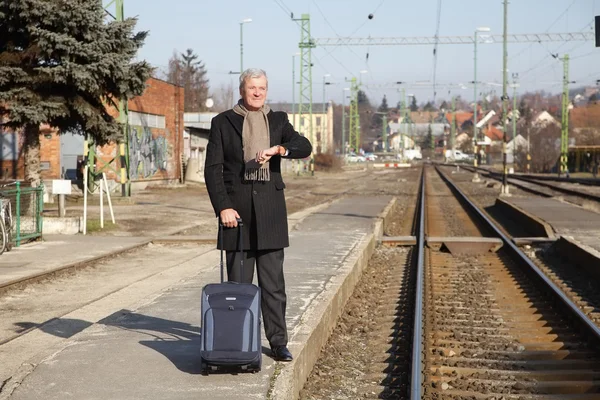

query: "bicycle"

left=0, top=182, right=16, bottom=255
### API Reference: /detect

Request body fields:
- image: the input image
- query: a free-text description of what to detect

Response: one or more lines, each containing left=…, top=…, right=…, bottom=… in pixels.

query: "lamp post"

left=342, top=88, right=350, bottom=155
left=472, top=26, right=490, bottom=183
left=240, top=18, right=252, bottom=73
left=511, top=73, right=519, bottom=172
left=322, top=74, right=331, bottom=154
left=292, top=52, right=300, bottom=122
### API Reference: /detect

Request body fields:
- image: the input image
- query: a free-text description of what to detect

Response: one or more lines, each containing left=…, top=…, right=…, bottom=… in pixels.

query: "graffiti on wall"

left=129, top=126, right=169, bottom=179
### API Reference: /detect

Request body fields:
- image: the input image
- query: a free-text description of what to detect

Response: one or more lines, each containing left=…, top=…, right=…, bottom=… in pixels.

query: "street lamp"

left=472, top=26, right=490, bottom=182
left=292, top=52, right=301, bottom=119
left=240, top=18, right=252, bottom=73
left=511, top=73, right=519, bottom=172
left=322, top=74, right=332, bottom=154
left=359, top=69, right=368, bottom=85
left=342, top=87, right=350, bottom=155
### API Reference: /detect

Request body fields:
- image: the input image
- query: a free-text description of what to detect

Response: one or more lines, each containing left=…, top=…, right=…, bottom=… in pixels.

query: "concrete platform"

left=1, top=196, right=394, bottom=400
left=0, top=235, right=151, bottom=291
left=501, top=197, right=600, bottom=262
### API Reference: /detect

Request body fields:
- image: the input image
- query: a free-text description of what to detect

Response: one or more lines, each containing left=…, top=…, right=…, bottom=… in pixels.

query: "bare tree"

left=529, top=123, right=561, bottom=172
left=210, top=83, right=235, bottom=113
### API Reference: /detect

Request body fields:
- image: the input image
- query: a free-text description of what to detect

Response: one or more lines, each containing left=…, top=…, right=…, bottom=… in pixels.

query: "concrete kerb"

left=269, top=197, right=397, bottom=400
left=494, top=197, right=556, bottom=239
left=0, top=240, right=151, bottom=296
left=552, top=236, right=600, bottom=281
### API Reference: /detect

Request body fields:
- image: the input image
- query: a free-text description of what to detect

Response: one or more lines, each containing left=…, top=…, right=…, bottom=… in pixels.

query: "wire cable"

left=348, top=0, right=386, bottom=37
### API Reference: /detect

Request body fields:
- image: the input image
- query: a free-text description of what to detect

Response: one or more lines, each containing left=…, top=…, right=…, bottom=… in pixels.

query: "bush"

left=314, top=153, right=342, bottom=172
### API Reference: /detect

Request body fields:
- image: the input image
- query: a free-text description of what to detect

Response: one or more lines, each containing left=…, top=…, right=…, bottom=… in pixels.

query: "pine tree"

left=410, top=96, right=418, bottom=112
left=0, top=0, right=151, bottom=186
left=372, top=94, right=389, bottom=130
left=167, top=49, right=210, bottom=112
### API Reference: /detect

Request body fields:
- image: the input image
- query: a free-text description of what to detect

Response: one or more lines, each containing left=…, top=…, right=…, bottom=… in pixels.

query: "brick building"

left=1, top=77, right=184, bottom=188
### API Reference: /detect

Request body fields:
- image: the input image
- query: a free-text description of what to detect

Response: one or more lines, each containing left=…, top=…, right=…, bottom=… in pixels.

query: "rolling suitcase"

left=200, top=219, right=262, bottom=374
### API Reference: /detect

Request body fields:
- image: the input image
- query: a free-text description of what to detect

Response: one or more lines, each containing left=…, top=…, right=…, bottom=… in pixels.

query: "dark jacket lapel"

left=224, top=110, right=243, bottom=138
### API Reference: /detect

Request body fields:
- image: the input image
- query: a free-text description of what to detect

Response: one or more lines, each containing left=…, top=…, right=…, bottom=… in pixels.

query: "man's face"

left=241, top=76, right=268, bottom=111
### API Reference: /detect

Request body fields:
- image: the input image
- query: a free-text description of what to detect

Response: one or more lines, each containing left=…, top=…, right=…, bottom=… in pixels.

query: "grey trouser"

left=226, top=249, right=288, bottom=347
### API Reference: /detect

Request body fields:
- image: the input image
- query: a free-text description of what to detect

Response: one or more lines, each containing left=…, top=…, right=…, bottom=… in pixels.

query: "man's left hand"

left=256, top=145, right=284, bottom=164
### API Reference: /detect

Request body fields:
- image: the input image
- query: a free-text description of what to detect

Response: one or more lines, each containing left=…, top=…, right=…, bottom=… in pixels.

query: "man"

left=204, top=68, right=312, bottom=362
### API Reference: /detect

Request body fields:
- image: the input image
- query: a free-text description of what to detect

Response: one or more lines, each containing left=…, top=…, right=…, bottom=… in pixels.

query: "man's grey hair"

left=239, top=68, right=268, bottom=91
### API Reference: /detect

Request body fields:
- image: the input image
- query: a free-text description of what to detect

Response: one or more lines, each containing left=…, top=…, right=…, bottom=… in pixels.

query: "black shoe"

left=271, top=346, right=293, bottom=362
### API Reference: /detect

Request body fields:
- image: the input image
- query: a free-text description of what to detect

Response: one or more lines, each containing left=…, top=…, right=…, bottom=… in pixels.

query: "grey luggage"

left=200, top=220, right=262, bottom=373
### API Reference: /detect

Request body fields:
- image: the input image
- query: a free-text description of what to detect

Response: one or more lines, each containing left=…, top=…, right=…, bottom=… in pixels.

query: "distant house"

left=183, top=112, right=218, bottom=183
left=267, top=102, right=333, bottom=154
left=570, top=103, right=600, bottom=140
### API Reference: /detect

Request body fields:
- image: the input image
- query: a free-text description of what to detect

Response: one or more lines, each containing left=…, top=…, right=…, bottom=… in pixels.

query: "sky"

left=118, top=0, right=600, bottom=108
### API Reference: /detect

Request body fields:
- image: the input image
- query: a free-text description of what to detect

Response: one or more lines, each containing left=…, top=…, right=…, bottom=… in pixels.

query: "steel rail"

left=455, top=164, right=600, bottom=201
left=435, top=165, right=600, bottom=342
left=409, top=167, right=425, bottom=400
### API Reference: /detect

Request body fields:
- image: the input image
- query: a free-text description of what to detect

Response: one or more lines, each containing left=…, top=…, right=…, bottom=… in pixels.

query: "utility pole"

left=560, top=55, right=570, bottom=176
left=382, top=114, right=388, bottom=152
left=291, top=54, right=296, bottom=117
left=501, top=0, right=510, bottom=195
left=450, top=95, right=456, bottom=150
left=322, top=74, right=331, bottom=154
left=293, top=14, right=316, bottom=174
left=103, top=0, right=129, bottom=196
left=472, top=26, right=490, bottom=182
left=512, top=73, right=519, bottom=171
left=348, top=77, right=360, bottom=153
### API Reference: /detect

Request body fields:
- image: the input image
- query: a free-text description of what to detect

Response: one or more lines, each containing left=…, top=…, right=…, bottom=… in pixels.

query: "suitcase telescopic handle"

left=219, top=218, right=244, bottom=283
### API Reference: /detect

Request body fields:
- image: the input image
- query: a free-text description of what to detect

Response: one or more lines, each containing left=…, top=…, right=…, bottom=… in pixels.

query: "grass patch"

left=85, top=220, right=118, bottom=233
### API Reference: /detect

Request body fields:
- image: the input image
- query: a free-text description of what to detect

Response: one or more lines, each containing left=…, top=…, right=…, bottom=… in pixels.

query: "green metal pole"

left=473, top=30, right=479, bottom=176
left=342, top=94, right=346, bottom=155
left=240, top=22, right=244, bottom=74
left=292, top=55, right=296, bottom=117
left=382, top=115, right=388, bottom=152
left=501, top=0, right=509, bottom=192
left=15, top=181, right=20, bottom=247
left=560, top=55, right=570, bottom=176
left=450, top=95, right=456, bottom=150
left=37, top=183, right=44, bottom=237
left=512, top=79, right=518, bottom=171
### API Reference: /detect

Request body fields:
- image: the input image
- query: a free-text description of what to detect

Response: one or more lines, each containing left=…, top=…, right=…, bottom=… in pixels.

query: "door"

left=60, top=132, right=85, bottom=181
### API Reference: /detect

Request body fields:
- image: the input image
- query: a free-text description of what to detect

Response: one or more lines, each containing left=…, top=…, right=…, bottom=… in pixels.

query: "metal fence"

left=0, top=182, right=44, bottom=247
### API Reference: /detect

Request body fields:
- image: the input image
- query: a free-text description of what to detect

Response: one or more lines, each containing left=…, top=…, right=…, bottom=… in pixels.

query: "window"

left=128, top=111, right=166, bottom=129
left=316, top=116, right=321, bottom=126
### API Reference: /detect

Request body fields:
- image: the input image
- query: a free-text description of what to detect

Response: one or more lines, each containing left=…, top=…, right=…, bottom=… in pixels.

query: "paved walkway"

left=507, top=197, right=600, bottom=253
left=2, top=196, right=392, bottom=400
left=0, top=235, right=150, bottom=287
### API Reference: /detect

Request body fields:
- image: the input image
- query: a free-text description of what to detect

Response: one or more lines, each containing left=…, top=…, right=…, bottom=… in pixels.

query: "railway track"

left=413, top=166, right=600, bottom=399
left=302, top=165, right=600, bottom=398
left=457, top=164, right=600, bottom=203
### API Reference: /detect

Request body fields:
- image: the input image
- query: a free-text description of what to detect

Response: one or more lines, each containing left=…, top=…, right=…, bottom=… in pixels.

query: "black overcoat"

left=204, top=109, right=312, bottom=251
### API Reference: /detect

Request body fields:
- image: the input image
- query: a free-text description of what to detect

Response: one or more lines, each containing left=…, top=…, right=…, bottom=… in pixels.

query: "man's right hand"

left=220, top=208, right=240, bottom=228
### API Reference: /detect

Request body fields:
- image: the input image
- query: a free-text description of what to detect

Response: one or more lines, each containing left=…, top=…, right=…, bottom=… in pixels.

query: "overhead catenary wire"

left=509, top=0, right=581, bottom=63
left=348, top=0, right=386, bottom=37
left=432, top=0, right=442, bottom=104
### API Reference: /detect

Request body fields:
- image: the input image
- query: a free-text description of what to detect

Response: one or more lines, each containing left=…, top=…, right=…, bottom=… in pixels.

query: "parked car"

left=445, top=149, right=473, bottom=162
left=364, top=153, right=378, bottom=161
left=344, top=153, right=366, bottom=163
left=404, top=149, right=423, bottom=161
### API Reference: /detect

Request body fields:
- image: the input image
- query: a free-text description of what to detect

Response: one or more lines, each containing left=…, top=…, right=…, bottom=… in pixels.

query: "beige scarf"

left=233, top=100, right=271, bottom=181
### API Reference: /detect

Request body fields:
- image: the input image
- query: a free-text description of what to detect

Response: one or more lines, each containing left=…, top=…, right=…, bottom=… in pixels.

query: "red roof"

left=445, top=112, right=475, bottom=126
left=484, top=125, right=504, bottom=141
